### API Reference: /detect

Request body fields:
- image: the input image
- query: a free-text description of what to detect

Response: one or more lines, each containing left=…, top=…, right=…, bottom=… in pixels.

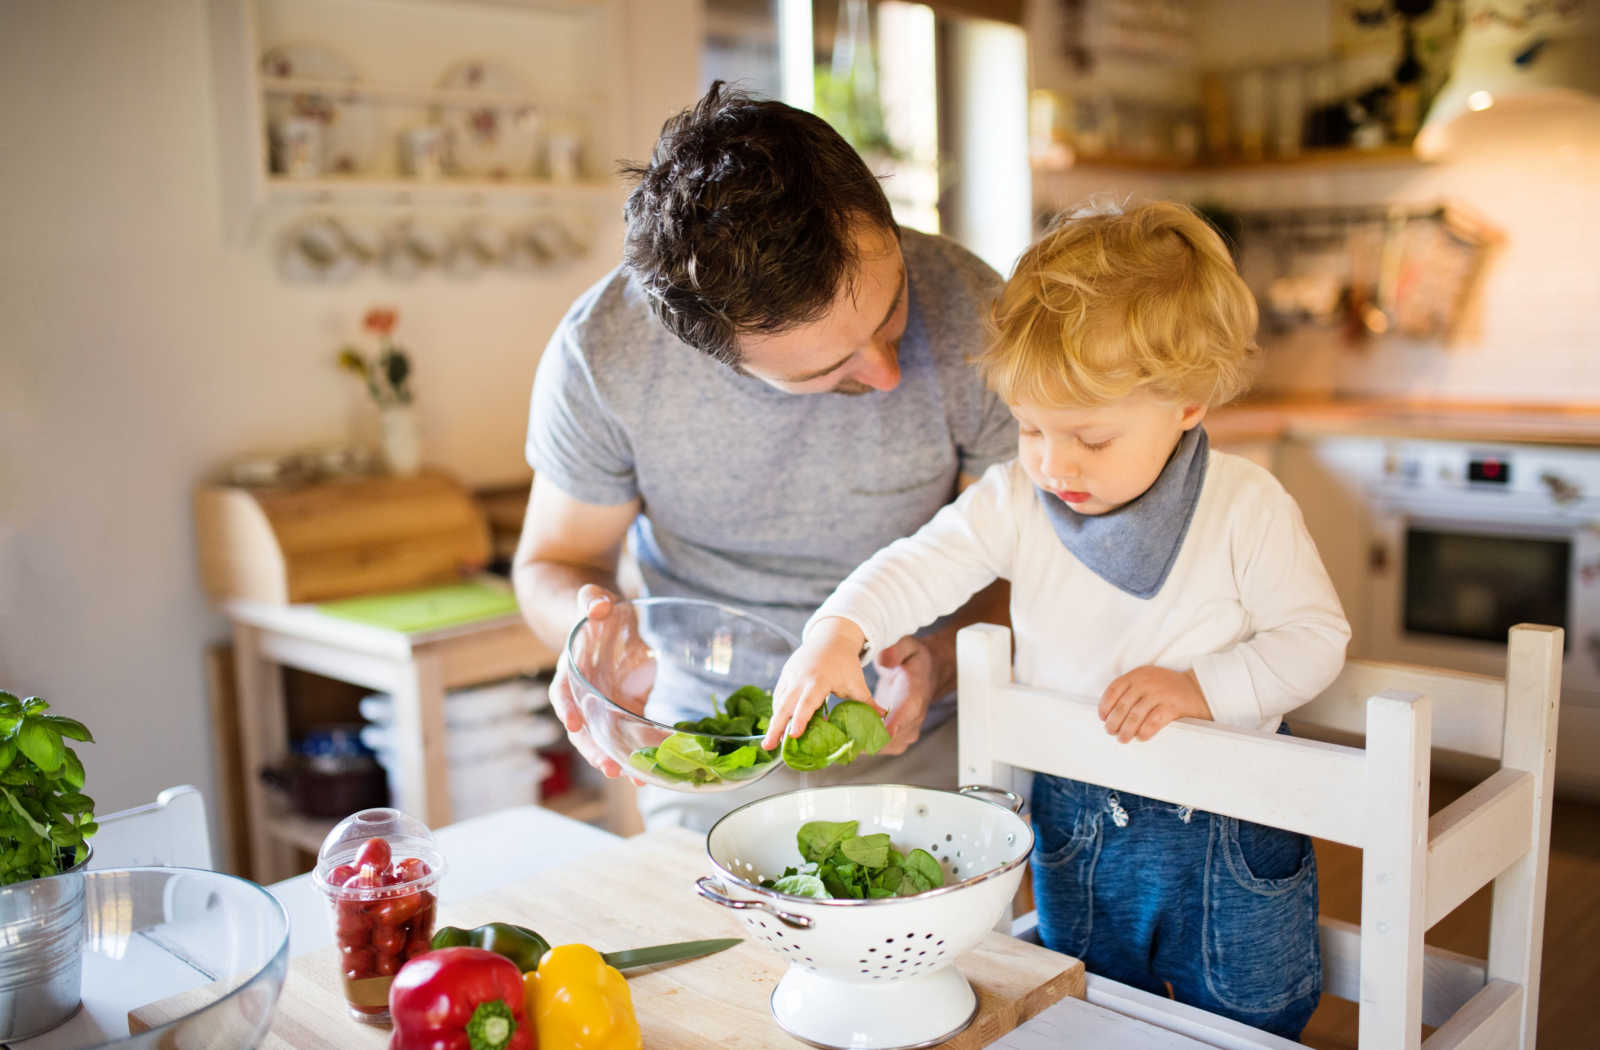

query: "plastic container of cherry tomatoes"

left=310, top=807, right=446, bottom=1024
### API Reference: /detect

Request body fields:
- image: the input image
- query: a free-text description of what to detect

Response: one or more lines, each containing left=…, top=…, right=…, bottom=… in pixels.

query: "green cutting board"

left=316, top=580, right=519, bottom=633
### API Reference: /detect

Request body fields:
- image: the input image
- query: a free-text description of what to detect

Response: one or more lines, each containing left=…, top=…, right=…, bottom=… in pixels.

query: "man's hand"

left=1098, top=666, right=1212, bottom=743
left=763, top=617, right=880, bottom=750
left=552, top=584, right=654, bottom=778
left=871, top=636, right=938, bottom=756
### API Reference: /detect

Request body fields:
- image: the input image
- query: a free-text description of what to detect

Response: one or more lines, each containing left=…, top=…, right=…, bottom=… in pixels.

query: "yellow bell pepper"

left=523, top=943, right=643, bottom=1050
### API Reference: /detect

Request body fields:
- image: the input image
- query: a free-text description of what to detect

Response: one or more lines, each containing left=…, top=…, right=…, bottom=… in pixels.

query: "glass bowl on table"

left=310, top=807, right=445, bottom=1024
left=0, top=867, right=290, bottom=1048
left=564, top=596, right=799, bottom=793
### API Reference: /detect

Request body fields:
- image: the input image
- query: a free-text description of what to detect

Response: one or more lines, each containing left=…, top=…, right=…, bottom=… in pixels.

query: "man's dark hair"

left=620, top=81, right=898, bottom=366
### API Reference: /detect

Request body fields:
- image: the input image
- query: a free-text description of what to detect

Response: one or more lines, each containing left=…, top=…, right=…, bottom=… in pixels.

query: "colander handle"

left=958, top=783, right=1024, bottom=814
left=694, top=877, right=814, bottom=930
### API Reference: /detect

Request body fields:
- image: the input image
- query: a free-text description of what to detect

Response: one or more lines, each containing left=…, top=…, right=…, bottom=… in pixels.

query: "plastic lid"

left=310, top=807, right=446, bottom=900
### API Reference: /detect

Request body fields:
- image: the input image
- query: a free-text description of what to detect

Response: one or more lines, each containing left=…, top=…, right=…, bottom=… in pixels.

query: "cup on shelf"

left=401, top=126, right=445, bottom=181
left=271, top=117, right=323, bottom=178
left=1232, top=68, right=1266, bottom=162
left=544, top=120, right=584, bottom=182
left=1270, top=65, right=1305, bottom=158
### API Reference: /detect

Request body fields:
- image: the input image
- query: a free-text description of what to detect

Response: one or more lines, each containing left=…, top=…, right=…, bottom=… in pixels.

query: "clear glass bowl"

left=3, top=867, right=289, bottom=1048
left=565, top=596, right=799, bottom=793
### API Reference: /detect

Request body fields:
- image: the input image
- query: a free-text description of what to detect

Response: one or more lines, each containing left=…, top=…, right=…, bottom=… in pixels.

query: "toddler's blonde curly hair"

left=977, top=200, right=1259, bottom=409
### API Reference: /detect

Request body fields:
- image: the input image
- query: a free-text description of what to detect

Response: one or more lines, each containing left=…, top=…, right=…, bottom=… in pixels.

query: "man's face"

left=1012, top=391, right=1207, bottom=516
left=734, top=222, right=909, bottom=395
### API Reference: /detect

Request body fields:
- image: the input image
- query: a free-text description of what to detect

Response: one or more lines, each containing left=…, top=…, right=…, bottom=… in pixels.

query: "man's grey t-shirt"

left=525, top=228, right=1017, bottom=644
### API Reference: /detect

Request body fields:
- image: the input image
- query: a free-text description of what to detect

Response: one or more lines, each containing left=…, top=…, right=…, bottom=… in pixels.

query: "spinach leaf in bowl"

left=761, top=818, right=947, bottom=900
left=628, top=687, right=889, bottom=786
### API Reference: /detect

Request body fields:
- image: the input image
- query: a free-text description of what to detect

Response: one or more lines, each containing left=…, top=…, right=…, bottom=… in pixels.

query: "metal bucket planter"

left=0, top=848, right=92, bottom=1041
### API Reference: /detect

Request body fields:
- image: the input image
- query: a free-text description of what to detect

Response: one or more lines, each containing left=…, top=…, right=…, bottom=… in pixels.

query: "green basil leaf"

left=55, top=792, right=93, bottom=814
left=62, top=748, right=85, bottom=791
left=21, top=697, right=48, bottom=715
left=41, top=716, right=93, bottom=743
left=0, top=714, right=19, bottom=740
left=0, top=691, right=21, bottom=713
left=16, top=721, right=64, bottom=774
left=0, top=740, right=14, bottom=771
left=2, top=789, right=50, bottom=837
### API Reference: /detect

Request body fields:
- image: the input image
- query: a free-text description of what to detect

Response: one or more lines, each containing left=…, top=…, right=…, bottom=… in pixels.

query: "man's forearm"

left=513, top=559, right=620, bottom=653
left=914, top=579, right=1011, bottom=699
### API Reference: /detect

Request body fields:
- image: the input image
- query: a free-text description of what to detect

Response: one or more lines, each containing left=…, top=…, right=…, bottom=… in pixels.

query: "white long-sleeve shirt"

left=811, top=453, right=1351, bottom=730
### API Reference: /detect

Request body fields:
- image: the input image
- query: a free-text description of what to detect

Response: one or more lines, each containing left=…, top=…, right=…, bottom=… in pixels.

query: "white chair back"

left=957, top=623, right=1562, bottom=1050
left=89, top=784, right=214, bottom=870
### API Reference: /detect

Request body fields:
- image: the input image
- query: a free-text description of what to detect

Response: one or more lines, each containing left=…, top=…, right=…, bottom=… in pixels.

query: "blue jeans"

left=1029, top=729, right=1321, bottom=1039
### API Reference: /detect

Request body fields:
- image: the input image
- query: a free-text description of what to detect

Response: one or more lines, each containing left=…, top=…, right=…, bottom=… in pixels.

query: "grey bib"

left=1037, top=426, right=1209, bottom=600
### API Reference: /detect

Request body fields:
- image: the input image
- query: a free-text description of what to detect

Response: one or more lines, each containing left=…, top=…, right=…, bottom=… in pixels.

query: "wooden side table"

left=225, top=597, right=560, bottom=883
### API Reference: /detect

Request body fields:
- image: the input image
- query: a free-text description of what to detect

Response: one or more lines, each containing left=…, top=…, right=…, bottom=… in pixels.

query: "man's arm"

left=512, top=474, right=639, bottom=649
left=513, top=474, right=641, bottom=776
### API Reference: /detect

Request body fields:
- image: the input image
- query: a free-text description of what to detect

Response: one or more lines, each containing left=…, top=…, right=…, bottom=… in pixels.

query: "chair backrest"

left=957, top=623, right=1562, bottom=1050
left=88, top=784, right=214, bottom=870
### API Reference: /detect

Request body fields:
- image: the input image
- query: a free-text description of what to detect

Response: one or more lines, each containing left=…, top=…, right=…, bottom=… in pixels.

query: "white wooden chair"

left=957, top=623, right=1562, bottom=1050
left=88, top=784, right=214, bottom=870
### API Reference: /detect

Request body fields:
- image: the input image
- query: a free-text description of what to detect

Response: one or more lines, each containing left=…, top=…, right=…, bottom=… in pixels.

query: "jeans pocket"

left=1202, top=817, right=1321, bottom=1017
left=1031, top=796, right=1100, bottom=960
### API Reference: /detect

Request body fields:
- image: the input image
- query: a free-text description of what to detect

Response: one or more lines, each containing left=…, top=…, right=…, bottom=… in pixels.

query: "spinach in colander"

left=628, top=686, right=888, bottom=785
left=760, top=819, right=946, bottom=900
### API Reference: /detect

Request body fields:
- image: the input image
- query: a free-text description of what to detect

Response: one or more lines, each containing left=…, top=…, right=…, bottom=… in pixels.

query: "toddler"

left=763, top=201, right=1350, bottom=1037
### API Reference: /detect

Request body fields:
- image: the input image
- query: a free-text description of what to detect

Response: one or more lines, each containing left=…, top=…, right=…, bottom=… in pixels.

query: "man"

left=514, top=82, right=1014, bottom=830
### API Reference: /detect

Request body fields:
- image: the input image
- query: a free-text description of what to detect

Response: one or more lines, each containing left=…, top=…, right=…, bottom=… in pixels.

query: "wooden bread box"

left=194, top=472, right=491, bottom=604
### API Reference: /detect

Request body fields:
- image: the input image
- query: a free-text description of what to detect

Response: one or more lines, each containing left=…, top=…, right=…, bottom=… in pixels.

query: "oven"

left=1358, top=439, right=1600, bottom=798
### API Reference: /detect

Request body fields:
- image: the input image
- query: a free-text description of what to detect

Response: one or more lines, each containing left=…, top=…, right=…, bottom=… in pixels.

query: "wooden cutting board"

left=132, top=828, right=1083, bottom=1048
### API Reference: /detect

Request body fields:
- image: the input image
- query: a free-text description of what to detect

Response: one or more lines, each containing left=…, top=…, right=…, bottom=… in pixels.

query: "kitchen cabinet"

left=207, top=0, right=628, bottom=242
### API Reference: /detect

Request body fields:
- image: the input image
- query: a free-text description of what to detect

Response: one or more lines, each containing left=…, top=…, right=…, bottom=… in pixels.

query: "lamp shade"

left=1415, top=0, right=1600, bottom=158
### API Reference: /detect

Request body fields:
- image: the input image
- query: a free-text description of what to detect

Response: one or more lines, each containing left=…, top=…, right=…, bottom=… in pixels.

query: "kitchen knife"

left=603, top=936, right=742, bottom=971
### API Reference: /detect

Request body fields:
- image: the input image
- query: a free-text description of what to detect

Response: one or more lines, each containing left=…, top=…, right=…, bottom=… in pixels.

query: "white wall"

left=0, top=0, right=700, bottom=858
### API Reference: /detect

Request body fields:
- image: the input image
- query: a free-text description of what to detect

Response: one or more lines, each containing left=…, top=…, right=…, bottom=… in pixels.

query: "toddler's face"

left=1011, top=391, right=1206, bottom=515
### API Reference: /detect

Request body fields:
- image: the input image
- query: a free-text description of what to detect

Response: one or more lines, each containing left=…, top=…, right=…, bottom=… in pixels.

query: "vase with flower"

left=338, top=307, right=421, bottom=476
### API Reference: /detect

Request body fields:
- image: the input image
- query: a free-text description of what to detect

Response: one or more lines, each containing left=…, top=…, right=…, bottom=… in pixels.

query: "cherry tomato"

left=403, top=928, right=432, bottom=959
left=341, top=947, right=375, bottom=979
left=335, top=899, right=370, bottom=939
left=372, top=890, right=422, bottom=927
left=411, top=903, right=435, bottom=937
left=375, top=951, right=401, bottom=977
left=391, top=857, right=430, bottom=883
left=353, top=837, right=391, bottom=872
left=371, top=923, right=405, bottom=955
left=344, top=864, right=383, bottom=891
left=327, top=863, right=358, bottom=887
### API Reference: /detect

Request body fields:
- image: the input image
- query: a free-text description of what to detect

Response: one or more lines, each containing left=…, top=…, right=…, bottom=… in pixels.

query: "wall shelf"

left=1033, top=143, right=1427, bottom=176
left=264, top=174, right=619, bottom=207
left=209, top=0, right=628, bottom=243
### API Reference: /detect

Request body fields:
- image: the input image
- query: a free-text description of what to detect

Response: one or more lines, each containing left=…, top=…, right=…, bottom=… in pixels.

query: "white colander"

left=696, top=784, right=1033, bottom=1050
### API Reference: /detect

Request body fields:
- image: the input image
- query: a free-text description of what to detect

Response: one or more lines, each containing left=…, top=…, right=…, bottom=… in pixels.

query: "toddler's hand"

left=762, top=617, right=881, bottom=750
left=1098, top=666, right=1212, bottom=743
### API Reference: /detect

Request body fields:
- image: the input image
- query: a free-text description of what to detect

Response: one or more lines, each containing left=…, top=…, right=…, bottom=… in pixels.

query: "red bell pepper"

left=388, top=946, right=535, bottom=1050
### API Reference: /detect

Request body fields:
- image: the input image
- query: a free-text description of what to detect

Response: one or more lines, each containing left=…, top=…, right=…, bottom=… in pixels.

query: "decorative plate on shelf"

left=435, top=59, right=541, bottom=179
left=260, top=42, right=381, bottom=176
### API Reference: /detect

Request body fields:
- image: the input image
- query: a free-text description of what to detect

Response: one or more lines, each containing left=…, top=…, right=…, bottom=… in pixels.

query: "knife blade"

left=601, top=936, right=742, bottom=971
